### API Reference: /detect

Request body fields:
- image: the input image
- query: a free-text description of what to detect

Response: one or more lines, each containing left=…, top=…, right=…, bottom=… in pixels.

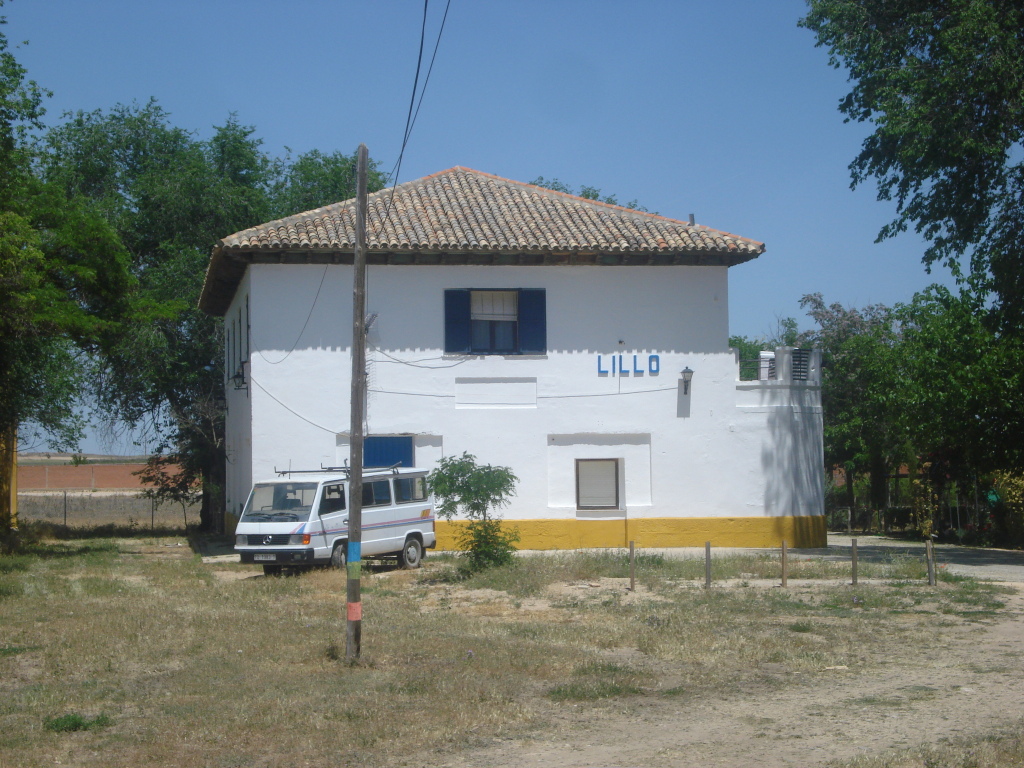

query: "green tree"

left=529, top=176, right=652, bottom=213
left=894, top=286, right=1024, bottom=477
left=799, top=293, right=903, bottom=514
left=42, top=104, right=256, bottom=530
left=0, top=5, right=132, bottom=545
left=427, top=452, right=519, bottom=574
left=801, top=1, right=1024, bottom=329
left=889, top=286, right=1024, bottom=537
left=42, top=101, right=385, bottom=530
left=728, top=334, right=766, bottom=363
left=730, top=317, right=801, bottom=357
left=271, top=148, right=386, bottom=216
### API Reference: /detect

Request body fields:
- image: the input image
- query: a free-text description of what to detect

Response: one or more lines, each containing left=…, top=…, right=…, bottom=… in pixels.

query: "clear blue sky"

left=6, top=0, right=953, bottom=452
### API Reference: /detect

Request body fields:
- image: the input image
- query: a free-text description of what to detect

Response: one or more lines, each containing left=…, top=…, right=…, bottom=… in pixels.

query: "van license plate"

left=254, top=554, right=277, bottom=562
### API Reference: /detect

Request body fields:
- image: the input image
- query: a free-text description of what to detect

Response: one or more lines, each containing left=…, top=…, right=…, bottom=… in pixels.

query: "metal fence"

left=17, top=491, right=199, bottom=531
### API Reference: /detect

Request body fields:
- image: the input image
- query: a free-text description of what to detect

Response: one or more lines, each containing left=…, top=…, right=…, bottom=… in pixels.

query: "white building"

left=199, top=167, right=825, bottom=549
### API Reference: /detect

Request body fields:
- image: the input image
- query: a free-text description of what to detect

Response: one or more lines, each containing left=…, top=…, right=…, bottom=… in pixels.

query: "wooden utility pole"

left=347, top=143, right=369, bottom=660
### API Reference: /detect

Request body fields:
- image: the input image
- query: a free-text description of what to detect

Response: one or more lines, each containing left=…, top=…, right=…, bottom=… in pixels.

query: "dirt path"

left=437, top=584, right=1024, bottom=768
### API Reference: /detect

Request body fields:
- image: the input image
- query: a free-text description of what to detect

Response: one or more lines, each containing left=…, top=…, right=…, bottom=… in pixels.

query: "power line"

left=374, top=0, right=452, bottom=240
left=404, top=0, right=452, bottom=151
left=251, top=372, right=676, bottom=431
left=251, top=265, right=330, bottom=365
left=369, top=343, right=471, bottom=369
left=250, top=375, right=341, bottom=434
left=230, top=4, right=453, bottom=382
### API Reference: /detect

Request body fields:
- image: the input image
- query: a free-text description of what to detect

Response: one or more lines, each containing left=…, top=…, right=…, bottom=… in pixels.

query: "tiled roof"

left=200, top=166, right=764, bottom=315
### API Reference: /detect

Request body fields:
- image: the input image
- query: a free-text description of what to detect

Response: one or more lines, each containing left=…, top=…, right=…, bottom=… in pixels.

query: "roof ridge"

left=442, top=166, right=696, bottom=226
left=214, top=166, right=766, bottom=254
left=222, top=166, right=761, bottom=250
left=424, top=167, right=763, bottom=247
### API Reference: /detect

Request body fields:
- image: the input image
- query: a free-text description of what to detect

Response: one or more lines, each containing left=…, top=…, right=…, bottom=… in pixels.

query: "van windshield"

left=241, top=482, right=319, bottom=522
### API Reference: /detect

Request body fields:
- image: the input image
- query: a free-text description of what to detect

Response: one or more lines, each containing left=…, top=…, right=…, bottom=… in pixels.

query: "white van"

left=234, top=467, right=436, bottom=575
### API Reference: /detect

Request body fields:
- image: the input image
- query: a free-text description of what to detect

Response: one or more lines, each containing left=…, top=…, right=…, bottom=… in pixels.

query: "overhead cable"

left=374, top=0, right=453, bottom=240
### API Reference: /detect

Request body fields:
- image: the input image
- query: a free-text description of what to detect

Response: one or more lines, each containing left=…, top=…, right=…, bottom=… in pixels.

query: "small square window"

left=576, top=459, right=619, bottom=509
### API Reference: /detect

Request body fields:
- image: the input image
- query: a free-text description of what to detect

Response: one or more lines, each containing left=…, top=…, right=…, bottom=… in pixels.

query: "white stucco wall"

left=222, top=263, right=823, bottom=530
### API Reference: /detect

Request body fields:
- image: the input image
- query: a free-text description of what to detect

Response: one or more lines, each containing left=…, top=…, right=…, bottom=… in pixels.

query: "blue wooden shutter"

left=444, top=289, right=471, bottom=353
left=518, top=289, right=546, bottom=354
left=364, top=436, right=414, bottom=468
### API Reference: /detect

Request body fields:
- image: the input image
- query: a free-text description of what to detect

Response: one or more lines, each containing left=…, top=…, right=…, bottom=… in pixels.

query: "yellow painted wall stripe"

left=435, top=516, right=827, bottom=550
left=224, top=511, right=826, bottom=550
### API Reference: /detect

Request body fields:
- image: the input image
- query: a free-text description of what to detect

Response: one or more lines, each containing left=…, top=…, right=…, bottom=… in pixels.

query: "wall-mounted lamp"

left=231, top=363, right=248, bottom=391
left=680, top=366, right=694, bottom=395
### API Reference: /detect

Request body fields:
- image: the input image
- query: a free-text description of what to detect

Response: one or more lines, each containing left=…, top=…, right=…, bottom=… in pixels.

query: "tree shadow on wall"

left=762, top=396, right=824, bottom=544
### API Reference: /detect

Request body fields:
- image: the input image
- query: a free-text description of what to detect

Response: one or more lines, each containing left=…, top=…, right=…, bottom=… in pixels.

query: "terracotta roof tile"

left=200, top=166, right=765, bottom=315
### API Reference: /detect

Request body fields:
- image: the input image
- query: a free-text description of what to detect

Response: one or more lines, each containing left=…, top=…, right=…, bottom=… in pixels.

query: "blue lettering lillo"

left=649, top=354, right=660, bottom=375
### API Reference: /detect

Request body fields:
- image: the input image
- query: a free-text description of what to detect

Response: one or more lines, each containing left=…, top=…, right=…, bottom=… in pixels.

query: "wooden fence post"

left=781, top=540, right=788, bottom=588
left=851, top=537, right=858, bottom=586
left=629, top=540, right=635, bottom=591
left=704, top=541, right=712, bottom=589
left=926, top=539, right=936, bottom=586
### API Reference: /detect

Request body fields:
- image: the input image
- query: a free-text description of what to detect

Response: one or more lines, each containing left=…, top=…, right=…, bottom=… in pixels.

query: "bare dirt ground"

left=430, top=583, right=1024, bottom=768
left=425, top=535, right=1024, bottom=768
left=199, top=535, right=1024, bottom=767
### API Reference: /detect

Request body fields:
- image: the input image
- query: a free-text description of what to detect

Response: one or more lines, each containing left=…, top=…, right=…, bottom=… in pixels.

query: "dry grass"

left=828, top=721, right=1024, bottom=767
left=0, top=541, right=1014, bottom=768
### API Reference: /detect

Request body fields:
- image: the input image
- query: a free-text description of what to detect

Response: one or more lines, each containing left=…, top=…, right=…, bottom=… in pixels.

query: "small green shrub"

left=547, top=662, right=646, bottom=701
left=428, top=452, right=519, bottom=575
left=0, top=578, right=23, bottom=599
left=0, top=644, right=37, bottom=657
left=0, top=554, right=31, bottom=573
left=455, top=519, right=520, bottom=575
left=44, top=713, right=111, bottom=732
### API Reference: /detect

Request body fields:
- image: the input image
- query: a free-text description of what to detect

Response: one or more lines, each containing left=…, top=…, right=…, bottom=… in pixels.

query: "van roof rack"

left=272, top=462, right=406, bottom=477
left=274, top=465, right=351, bottom=476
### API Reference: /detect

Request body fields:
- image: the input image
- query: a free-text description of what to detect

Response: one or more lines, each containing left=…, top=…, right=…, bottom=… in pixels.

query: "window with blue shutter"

left=444, top=290, right=472, bottom=353
left=444, top=288, right=546, bottom=355
left=517, top=289, right=546, bottom=354
left=364, top=436, right=414, bottom=468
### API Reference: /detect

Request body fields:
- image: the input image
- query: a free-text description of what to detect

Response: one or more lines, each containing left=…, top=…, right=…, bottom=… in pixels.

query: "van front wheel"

left=330, top=543, right=346, bottom=570
left=398, top=537, right=423, bottom=569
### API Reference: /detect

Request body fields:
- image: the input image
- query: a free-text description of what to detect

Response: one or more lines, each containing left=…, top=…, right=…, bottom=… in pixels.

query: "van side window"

left=319, top=484, right=346, bottom=515
left=362, top=480, right=392, bottom=507
left=395, top=477, right=427, bottom=503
